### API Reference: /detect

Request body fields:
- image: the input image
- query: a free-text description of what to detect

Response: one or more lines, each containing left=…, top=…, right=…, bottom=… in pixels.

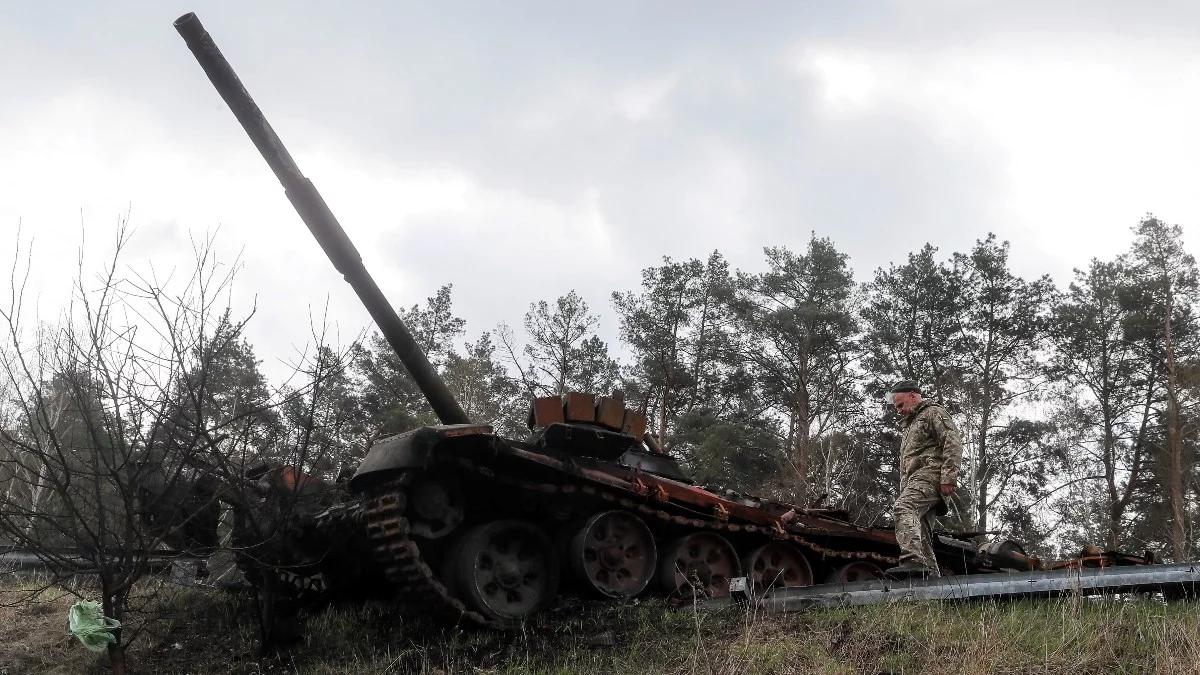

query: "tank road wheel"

left=409, top=475, right=464, bottom=539
left=569, top=511, right=657, bottom=598
left=824, top=561, right=885, bottom=584
left=453, top=520, right=560, bottom=623
left=659, top=532, right=740, bottom=598
left=741, top=543, right=813, bottom=592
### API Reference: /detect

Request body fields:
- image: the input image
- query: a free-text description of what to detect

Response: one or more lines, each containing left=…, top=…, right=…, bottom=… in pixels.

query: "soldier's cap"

left=888, top=380, right=921, bottom=394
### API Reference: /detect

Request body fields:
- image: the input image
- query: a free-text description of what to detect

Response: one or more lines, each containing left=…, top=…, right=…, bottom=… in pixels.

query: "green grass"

left=6, top=583, right=1200, bottom=674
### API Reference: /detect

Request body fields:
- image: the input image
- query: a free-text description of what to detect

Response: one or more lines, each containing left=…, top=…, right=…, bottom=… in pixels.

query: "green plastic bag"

left=68, top=600, right=121, bottom=653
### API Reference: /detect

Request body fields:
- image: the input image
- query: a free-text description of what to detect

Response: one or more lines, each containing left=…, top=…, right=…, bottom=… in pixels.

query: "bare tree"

left=0, top=224, right=350, bottom=670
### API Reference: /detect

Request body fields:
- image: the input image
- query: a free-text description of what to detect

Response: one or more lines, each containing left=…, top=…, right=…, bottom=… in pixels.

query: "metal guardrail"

left=731, top=563, right=1200, bottom=610
left=0, top=549, right=202, bottom=574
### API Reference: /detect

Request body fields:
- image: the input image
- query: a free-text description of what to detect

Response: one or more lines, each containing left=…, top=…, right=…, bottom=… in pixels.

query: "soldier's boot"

left=885, top=560, right=936, bottom=578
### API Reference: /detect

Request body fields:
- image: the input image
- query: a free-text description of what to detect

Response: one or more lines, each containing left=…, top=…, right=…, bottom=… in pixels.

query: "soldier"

left=885, top=380, right=963, bottom=577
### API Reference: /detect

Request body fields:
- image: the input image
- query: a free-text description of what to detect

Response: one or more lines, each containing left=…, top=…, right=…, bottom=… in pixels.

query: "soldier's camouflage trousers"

left=893, top=471, right=942, bottom=577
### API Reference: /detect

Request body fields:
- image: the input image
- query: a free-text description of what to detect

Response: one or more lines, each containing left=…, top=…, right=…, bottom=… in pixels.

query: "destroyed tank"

left=171, top=13, right=1125, bottom=634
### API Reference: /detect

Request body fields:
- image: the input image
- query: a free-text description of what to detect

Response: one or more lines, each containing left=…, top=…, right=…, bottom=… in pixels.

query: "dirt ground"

left=4, top=580, right=1199, bottom=674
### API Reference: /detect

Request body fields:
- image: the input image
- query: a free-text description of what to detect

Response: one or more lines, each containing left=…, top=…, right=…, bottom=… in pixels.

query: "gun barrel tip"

left=174, top=12, right=198, bottom=28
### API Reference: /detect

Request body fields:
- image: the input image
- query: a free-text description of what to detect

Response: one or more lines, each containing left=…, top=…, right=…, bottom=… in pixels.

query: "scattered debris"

left=67, top=601, right=120, bottom=653
left=585, top=631, right=616, bottom=647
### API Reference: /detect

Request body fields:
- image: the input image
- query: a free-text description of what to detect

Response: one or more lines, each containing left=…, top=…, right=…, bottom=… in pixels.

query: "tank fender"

left=350, top=424, right=493, bottom=492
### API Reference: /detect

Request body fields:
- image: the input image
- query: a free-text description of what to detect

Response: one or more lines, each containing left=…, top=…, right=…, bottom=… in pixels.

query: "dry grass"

left=0, top=579, right=85, bottom=674
left=1, top=580, right=1199, bottom=674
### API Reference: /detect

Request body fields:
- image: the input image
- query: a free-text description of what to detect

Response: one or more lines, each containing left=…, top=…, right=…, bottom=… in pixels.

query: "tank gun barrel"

left=174, top=12, right=469, bottom=425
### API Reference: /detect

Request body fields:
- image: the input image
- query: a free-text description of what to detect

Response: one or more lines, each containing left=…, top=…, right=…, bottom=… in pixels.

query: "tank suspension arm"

left=173, top=12, right=469, bottom=425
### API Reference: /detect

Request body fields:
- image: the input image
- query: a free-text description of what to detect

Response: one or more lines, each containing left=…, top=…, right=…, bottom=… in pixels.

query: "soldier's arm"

left=932, top=410, right=964, bottom=485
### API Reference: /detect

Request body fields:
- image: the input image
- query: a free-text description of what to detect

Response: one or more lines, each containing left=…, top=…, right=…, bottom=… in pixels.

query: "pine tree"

left=951, top=234, right=1054, bottom=532
left=611, top=252, right=734, bottom=448
left=518, top=290, right=618, bottom=396
left=861, top=243, right=965, bottom=400
left=730, top=236, right=860, bottom=504
left=1049, top=257, right=1150, bottom=549
left=352, top=284, right=466, bottom=435
left=1123, top=215, right=1200, bottom=560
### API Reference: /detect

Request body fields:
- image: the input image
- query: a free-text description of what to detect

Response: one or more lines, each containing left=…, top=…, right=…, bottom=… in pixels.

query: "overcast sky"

left=3, top=1, right=1200, bottom=378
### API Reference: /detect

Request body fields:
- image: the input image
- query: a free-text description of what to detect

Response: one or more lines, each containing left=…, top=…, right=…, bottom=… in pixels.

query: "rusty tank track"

left=235, top=497, right=367, bottom=598
left=361, top=473, right=504, bottom=628
left=360, top=455, right=898, bottom=628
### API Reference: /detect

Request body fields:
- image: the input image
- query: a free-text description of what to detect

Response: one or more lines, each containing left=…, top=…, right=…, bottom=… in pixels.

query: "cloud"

left=787, top=31, right=1200, bottom=275
left=3, top=1, right=1200, bottom=383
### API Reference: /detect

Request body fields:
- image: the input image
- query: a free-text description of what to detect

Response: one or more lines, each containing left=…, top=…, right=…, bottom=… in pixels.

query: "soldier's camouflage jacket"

left=899, top=401, right=964, bottom=485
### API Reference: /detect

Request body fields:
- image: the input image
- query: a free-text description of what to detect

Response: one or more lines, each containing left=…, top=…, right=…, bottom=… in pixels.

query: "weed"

left=3, top=581, right=1198, bottom=674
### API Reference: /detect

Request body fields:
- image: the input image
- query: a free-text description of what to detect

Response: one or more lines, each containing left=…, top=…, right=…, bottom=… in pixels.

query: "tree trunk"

left=793, top=391, right=811, bottom=505
left=975, top=405, right=990, bottom=533
left=1164, top=291, right=1188, bottom=561
left=659, top=282, right=686, bottom=451
left=687, top=289, right=712, bottom=413
left=658, top=385, right=669, bottom=445
left=106, top=643, right=127, bottom=675
left=1116, top=374, right=1155, bottom=550
left=1102, top=398, right=1120, bottom=550
left=101, top=589, right=125, bottom=675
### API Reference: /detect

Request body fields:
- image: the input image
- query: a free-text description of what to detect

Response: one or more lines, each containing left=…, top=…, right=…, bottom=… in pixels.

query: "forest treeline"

left=1, top=214, right=1197, bottom=562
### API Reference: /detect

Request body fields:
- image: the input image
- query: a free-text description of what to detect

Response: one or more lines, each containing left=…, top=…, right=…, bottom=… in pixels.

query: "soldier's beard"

left=889, top=394, right=920, bottom=416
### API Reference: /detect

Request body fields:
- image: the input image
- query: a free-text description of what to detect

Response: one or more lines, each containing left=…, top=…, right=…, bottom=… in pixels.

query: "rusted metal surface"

left=569, top=510, right=657, bottom=598
left=361, top=475, right=501, bottom=627
left=354, top=442, right=914, bottom=628
left=621, top=410, right=648, bottom=439
left=530, top=396, right=565, bottom=427
left=595, top=396, right=626, bottom=430
left=490, top=442, right=900, bottom=549
left=823, top=561, right=885, bottom=584
left=564, top=393, right=597, bottom=423
left=742, top=542, right=814, bottom=591
left=1048, top=548, right=1156, bottom=570
left=452, top=520, right=559, bottom=621
left=659, top=532, right=740, bottom=598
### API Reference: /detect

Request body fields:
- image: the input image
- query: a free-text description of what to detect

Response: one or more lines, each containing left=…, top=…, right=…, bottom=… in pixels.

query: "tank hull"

left=240, top=423, right=1039, bottom=629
